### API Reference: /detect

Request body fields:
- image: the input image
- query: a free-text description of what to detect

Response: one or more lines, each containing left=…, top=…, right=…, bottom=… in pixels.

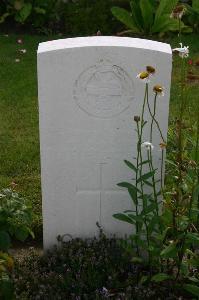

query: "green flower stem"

left=161, top=149, right=164, bottom=190
left=138, top=83, right=151, bottom=268
left=149, top=92, right=157, bottom=143
left=178, top=18, right=181, bottom=43
left=147, top=87, right=162, bottom=232
left=135, top=121, right=141, bottom=256
left=140, top=83, right=148, bottom=138
left=146, top=95, right=165, bottom=143
left=147, top=149, right=162, bottom=234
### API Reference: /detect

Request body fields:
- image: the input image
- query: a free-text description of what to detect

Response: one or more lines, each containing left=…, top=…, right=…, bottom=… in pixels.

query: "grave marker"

left=37, top=37, right=172, bottom=249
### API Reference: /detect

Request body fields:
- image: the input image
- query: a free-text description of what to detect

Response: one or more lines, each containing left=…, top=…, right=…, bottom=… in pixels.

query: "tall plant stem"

left=135, top=122, right=141, bottom=256
left=178, top=18, right=181, bottom=43
left=160, top=149, right=164, bottom=190
left=147, top=149, right=162, bottom=234
left=149, top=93, right=157, bottom=143
left=147, top=96, right=165, bottom=143
left=147, top=88, right=163, bottom=232
left=138, top=83, right=151, bottom=268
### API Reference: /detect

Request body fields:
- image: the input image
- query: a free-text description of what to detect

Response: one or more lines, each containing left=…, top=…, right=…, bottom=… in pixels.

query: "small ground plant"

left=0, top=188, right=33, bottom=299
left=13, top=234, right=195, bottom=299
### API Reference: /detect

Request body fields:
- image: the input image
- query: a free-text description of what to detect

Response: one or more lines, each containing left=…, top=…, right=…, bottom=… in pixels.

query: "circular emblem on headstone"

left=73, top=62, right=134, bottom=118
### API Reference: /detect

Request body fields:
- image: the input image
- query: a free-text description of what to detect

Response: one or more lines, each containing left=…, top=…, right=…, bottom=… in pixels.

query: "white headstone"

left=37, top=37, right=172, bottom=249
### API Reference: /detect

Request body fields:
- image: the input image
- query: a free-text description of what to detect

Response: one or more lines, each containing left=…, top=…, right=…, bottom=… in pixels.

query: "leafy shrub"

left=111, top=0, right=190, bottom=36
left=0, top=252, right=14, bottom=300
left=0, top=0, right=121, bottom=35
left=0, top=0, right=63, bottom=34
left=63, top=0, right=119, bottom=36
left=0, top=188, right=34, bottom=251
left=13, top=236, right=194, bottom=299
left=0, top=188, right=33, bottom=299
left=185, top=0, right=199, bottom=32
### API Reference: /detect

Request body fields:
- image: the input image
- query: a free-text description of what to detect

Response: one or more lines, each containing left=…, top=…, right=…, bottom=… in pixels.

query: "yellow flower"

left=146, top=66, right=155, bottom=74
left=153, top=85, right=165, bottom=96
left=136, top=71, right=150, bottom=83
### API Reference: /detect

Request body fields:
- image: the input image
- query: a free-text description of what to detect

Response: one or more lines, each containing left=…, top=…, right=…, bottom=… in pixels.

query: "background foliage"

left=0, top=0, right=196, bottom=36
left=0, top=0, right=122, bottom=35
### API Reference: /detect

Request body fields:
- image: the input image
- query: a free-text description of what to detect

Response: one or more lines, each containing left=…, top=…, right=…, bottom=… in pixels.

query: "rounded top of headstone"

left=37, top=36, right=171, bottom=55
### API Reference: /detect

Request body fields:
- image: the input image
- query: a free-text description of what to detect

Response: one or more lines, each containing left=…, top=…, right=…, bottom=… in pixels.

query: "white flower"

left=141, top=141, right=154, bottom=151
left=19, top=49, right=27, bottom=54
left=173, top=43, right=189, bottom=58
left=136, top=71, right=150, bottom=83
left=15, top=58, right=20, bottom=63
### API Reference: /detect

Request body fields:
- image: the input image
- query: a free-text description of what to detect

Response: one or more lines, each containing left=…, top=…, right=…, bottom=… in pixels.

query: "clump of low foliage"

left=0, top=188, right=34, bottom=299
left=13, top=234, right=194, bottom=299
left=111, top=0, right=191, bottom=36
left=185, top=0, right=199, bottom=32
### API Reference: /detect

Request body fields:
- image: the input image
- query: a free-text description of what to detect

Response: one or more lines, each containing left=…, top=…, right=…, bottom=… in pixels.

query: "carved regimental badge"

left=74, top=62, right=134, bottom=118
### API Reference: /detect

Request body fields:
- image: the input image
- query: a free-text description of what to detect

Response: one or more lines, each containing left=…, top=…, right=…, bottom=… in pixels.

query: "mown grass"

left=0, top=33, right=198, bottom=239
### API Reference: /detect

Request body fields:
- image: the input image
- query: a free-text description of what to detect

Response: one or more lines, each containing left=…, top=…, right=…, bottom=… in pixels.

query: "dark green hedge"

left=0, top=0, right=127, bottom=35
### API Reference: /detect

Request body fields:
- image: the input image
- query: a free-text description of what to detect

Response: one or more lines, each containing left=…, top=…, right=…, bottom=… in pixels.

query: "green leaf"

left=131, top=256, right=143, bottom=263
left=111, top=7, right=140, bottom=33
left=0, top=13, right=10, bottom=24
left=193, top=0, right=199, bottom=12
left=128, top=188, right=138, bottom=205
left=160, top=243, right=177, bottom=258
left=130, top=0, right=143, bottom=31
left=0, top=231, right=11, bottom=251
left=15, top=3, right=32, bottom=23
left=143, top=180, right=154, bottom=187
left=124, top=160, right=137, bottom=173
left=140, top=0, right=154, bottom=32
left=15, top=227, right=29, bottom=242
left=155, top=0, right=178, bottom=21
left=165, top=159, right=177, bottom=167
left=193, top=184, right=199, bottom=202
left=140, top=275, right=149, bottom=284
left=34, top=7, right=46, bottom=14
left=113, top=213, right=135, bottom=225
left=117, top=181, right=139, bottom=205
left=128, top=214, right=143, bottom=222
left=117, top=182, right=141, bottom=193
left=138, top=160, right=150, bottom=166
left=152, top=14, right=179, bottom=33
left=151, top=273, right=170, bottom=282
left=188, top=277, right=199, bottom=283
left=186, top=232, right=199, bottom=244
left=137, top=170, right=156, bottom=183
left=184, top=284, right=199, bottom=297
left=142, top=203, right=157, bottom=215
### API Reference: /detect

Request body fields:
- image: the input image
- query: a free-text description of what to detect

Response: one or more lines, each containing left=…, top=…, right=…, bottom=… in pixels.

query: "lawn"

left=0, top=33, right=198, bottom=239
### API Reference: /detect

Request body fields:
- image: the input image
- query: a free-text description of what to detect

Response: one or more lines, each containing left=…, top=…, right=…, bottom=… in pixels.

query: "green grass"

left=0, top=33, right=198, bottom=238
